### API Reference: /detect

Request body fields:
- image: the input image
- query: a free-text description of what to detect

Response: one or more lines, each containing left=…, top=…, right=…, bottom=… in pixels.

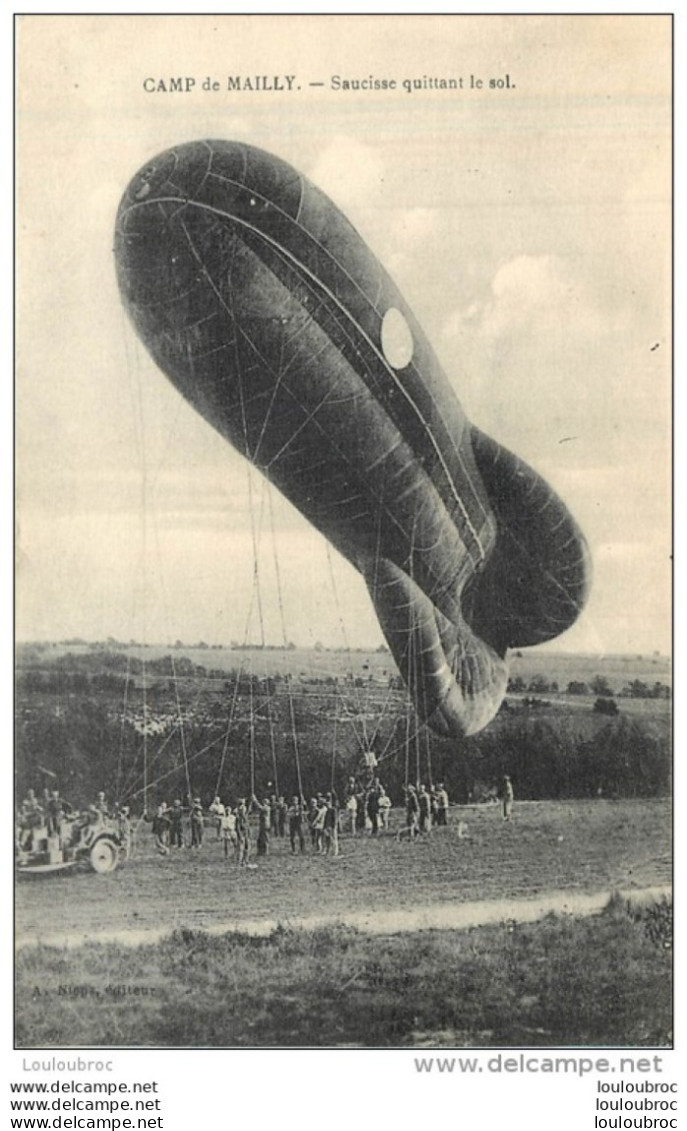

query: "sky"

left=15, top=13, right=672, bottom=656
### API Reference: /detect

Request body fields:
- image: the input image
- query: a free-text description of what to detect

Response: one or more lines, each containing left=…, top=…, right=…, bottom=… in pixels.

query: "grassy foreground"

left=16, top=896, right=671, bottom=1048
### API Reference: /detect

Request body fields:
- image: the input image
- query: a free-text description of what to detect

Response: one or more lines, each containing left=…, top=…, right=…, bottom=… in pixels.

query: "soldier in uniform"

left=434, top=783, right=450, bottom=827
left=287, top=795, right=306, bottom=854
left=418, top=783, right=432, bottom=834
left=378, top=786, right=392, bottom=831
left=94, top=791, right=110, bottom=817
left=277, top=796, right=288, bottom=838
left=169, top=799, right=184, bottom=848
left=220, top=805, right=237, bottom=859
left=190, top=798, right=204, bottom=848
left=47, top=790, right=72, bottom=838
left=323, top=791, right=340, bottom=857
left=117, top=805, right=132, bottom=859
left=312, top=795, right=328, bottom=854
left=403, top=784, right=420, bottom=838
left=209, top=796, right=225, bottom=840
left=234, top=798, right=251, bottom=866
left=252, top=796, right=271, bottom=857
left=269, top=795, right=280, bottom=839
left=148, top=803, right=170, bottom=855
left=18, top=789, right=44, bottom=850
left=366, top=782, right=381, bottom=836
left=500, top=775, right=515, bottom=821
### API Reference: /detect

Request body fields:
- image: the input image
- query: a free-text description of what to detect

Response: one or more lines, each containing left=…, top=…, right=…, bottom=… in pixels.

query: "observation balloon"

left=114, top=140, right=590, bottom=738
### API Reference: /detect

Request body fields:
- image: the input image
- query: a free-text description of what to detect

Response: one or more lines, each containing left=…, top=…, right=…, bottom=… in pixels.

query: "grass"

left=15, top=896, right=672, bottom=1048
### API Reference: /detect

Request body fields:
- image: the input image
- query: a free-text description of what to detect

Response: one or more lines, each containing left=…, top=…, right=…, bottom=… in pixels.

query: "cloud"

left=487, top=255, right=567, bottom=331
left=308, top=135, right=386, bottom=213
left=441, top=254, right=638, bottom=355
left=390, top=207, right=439, bottom=246
left=487, top=255, right=621, bottom=341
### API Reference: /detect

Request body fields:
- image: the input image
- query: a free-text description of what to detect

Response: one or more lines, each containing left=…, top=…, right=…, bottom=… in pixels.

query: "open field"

left=17, top=642, right=671, bottom=693
left=16, top=798, right=670, bottom=946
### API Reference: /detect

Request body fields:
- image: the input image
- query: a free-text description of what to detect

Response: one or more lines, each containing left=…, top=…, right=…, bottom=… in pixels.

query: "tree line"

left=507, top=673, right=670, bottom=699
left=15, top=682, right=670, bottom=814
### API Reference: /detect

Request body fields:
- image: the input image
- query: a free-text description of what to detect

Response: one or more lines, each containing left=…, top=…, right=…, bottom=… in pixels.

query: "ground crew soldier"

left=220, top=806, right=237, bottom=859
left=269, top=795, right=280, bottom=838
left=500, top=775, right=515, bottom=821
left=169, top=799, right=184, bottom=848
left=147, top=803, right=170, bottom=855
left=18, top=790, right=44, bottom=850
left=252, top=796, right=271, bottom=857
left=434, top=783, right=449, bottom=827
left=378, top=787, right=392, bottom=831
left=287, top=796, right=306, bottom=854
left=366, top=783, right=381, bottom=836
left=404, top=784, right=420, bottom=838
left=312, top=795, right=328, bottom=854
left=190, top=798, right=204, bottom=847
left=234, top=798, right=251, bottom=866
left=94, top=791, right=109, bottom=817
left=277, top=796, right=288, bottom=838
left=47, top=790, right=72, bottom=838
left=116, top=805, right=132, bottom=858
left=418, top=784, right=432, bottom=834
left=323, top=791, right=340, bottom=857
left=209, top=796, right=225, bottom=840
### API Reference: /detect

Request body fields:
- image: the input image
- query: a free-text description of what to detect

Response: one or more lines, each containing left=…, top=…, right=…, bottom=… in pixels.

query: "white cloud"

left=484, top=255, right=614, bottom=341
left=308, top=135, right=386, bottom=213
left=441, top=253, right=637, bottom=354
left=389, top=207, right=438, bottom=247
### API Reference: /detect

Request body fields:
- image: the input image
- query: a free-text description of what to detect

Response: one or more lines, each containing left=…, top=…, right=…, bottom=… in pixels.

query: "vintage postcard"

left=13, top=9, right=674, bottom=1114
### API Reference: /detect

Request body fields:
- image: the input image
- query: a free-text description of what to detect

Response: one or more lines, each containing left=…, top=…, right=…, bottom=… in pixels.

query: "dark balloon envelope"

left=114, top=139, right=591, bottom=738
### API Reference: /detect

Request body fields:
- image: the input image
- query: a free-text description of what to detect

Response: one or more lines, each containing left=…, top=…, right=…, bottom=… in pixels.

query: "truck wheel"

left=90, top=838, right=119, bottom=874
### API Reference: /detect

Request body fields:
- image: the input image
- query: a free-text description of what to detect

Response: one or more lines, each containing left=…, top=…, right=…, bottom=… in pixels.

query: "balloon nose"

left=126, top=150, right=179, bottom=207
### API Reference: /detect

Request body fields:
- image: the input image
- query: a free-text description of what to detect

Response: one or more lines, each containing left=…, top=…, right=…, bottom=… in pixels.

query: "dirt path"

left=16, top=883, right=670, bottom=950
left=16, top=799, right=670, bottom=950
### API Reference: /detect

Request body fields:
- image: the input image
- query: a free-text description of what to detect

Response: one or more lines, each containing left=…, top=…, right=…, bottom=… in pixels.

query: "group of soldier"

left=142, top=775, right=464, bottom=865
left=17, top=788, right=71, bottom=845
left=146, top=788, right=353, bottom=863
left=17, top=771, right=515, bottom=867
left=402, top=781, right=450, bottom=836
left=15, top=787, right=133, bottom=856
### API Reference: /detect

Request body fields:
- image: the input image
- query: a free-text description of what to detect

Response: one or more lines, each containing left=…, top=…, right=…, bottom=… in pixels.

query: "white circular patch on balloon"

left=381, top=307, right=414, bottom=370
